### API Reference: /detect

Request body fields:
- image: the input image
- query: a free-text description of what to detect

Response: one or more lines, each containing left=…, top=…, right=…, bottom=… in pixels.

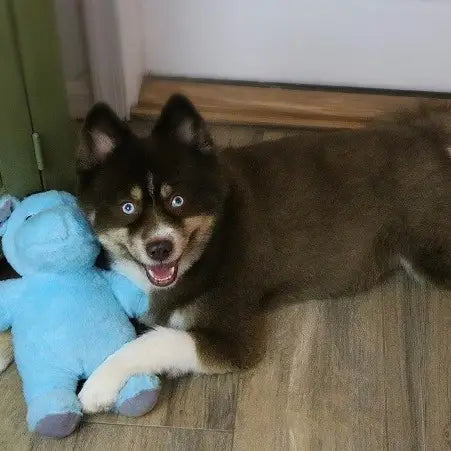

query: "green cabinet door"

left=0, top=0, right=75, bottom=197
left=0, top=0, right=41, bottom=197
left=13, top=0, right=76, bottom=192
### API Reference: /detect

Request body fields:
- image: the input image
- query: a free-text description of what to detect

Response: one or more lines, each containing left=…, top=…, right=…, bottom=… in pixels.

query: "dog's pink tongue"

left=151, top=265, right=174, bottom=280
left=146, top=263, right=178, bottom=286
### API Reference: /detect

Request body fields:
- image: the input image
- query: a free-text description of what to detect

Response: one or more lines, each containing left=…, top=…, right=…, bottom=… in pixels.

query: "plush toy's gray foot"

left=114, top=374, right=161, bottom=417
left=116, top=388, right=160, bottom=417
left=35, top=412, right=81, bottom=438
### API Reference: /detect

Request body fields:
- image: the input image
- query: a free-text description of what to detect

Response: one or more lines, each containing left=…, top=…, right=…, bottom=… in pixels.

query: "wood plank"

left=382, top=275, right=431, bottom=449
left=381, top=277, right=451, bottom=450
left=0, top=365, right=31, bottom=450
left=128, top=119, right=264, bottom=148
left=0, top=363, right=79, bottom=451
left=227, top=127, right=262, bottom=148
left=32, top=433, right=77, bottom=451
left=209, top=125, right=233, bottom=147
left=380, top=276, right=420, bottom=449
left=128, top=118, right=154, bottom=138
left=0, top=364, right=236, bottom=448
left=233, top=275, right=451, bottom=450
left=262, top=129, right=297, bottom=142
left=233, top=285, right=388, bottom=450
left=86, top=373, right=239, bottom=431
left=73, top=423, right=233, bottom=451
left=164, top=374, right=238, bottom=430
left=132, top=77, right=449, bottom=129
left=421, top=285, right=450, bottom=449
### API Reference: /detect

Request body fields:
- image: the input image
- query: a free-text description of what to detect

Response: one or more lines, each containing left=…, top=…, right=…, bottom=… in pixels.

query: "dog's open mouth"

left=145, top=262, right=178, bottom=287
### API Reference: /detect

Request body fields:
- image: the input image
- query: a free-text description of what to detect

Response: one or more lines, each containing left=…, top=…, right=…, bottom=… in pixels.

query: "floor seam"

left=82, top=419, right=234, bottom=433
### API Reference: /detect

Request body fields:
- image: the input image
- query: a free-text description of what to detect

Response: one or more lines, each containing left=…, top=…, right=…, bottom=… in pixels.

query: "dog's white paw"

left=78, top=368, right=121, bottom=413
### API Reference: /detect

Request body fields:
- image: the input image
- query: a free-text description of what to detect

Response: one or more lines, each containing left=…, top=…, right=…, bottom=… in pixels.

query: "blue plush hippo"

left=0, top=191, right=160, bottom=438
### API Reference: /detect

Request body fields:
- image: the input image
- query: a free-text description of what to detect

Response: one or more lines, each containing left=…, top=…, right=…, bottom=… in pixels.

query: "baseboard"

left=132, top=76, right=449, bottom=129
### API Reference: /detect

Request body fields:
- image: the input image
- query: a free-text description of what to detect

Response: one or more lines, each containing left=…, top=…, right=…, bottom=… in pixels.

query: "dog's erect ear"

left=152, top=94, right=214, bottom=153
left=78, top=103, right=130, bottom=170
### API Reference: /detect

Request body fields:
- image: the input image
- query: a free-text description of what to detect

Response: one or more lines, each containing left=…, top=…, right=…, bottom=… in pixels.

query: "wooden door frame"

left=82, top=0, right=146, bottom=119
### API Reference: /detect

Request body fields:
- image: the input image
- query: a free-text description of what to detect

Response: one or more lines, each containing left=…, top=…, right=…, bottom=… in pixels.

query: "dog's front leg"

left=78, top=326, right=235, bottom=413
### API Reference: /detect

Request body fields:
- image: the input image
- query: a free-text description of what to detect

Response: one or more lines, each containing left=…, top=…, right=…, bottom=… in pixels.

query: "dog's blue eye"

left=171, top=195, right=184, bottom=208
left=121, top=202, right=136, bottom=215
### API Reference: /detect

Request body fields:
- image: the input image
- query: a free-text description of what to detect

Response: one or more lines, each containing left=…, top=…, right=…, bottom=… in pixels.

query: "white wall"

left=115, top=0, right=147, bottom=113
left=54, top=0, right=88, bottom=81
left=54, top=0, right=92, bottom=117
left=143, top=0, right=451, bottom=92
left=81, top=0, right=146, bottom=118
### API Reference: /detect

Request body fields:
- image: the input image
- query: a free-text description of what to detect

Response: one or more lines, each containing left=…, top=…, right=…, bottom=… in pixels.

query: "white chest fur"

left=167, top=309, right=190, bottom=330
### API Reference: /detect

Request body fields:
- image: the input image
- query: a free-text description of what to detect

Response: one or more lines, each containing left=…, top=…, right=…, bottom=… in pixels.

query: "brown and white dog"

left=76, top=95, right=451, bottom=413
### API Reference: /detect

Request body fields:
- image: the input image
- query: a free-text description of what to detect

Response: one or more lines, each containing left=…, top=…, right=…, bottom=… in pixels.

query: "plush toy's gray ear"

left=0, top=195, right=20, bottom=237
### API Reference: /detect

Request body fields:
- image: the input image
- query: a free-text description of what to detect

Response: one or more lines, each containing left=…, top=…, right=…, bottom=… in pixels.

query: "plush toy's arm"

left=0, top=278, right=23, bottom=331
left=102, top=270, right=149, bottom=318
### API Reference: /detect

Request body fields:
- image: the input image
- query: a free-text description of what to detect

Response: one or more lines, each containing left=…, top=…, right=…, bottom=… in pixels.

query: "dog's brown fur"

left=78, top=98, right=451, bottom=375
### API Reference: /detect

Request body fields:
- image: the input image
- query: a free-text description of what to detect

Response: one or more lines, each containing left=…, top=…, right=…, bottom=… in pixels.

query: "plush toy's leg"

left=114, top=374, right=160, bottom=417
left=24, top=369, right=82, bottom=438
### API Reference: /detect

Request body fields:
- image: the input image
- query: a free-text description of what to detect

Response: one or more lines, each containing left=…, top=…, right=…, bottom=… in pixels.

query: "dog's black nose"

left=147, top=239, right=173, bottom=261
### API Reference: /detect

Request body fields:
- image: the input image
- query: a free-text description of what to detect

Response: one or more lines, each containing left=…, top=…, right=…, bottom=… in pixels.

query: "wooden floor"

left=0, top=124, right=450, bottom=450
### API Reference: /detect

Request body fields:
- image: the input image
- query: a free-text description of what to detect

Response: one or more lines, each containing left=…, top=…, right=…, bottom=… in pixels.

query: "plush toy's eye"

left=25, top=215, right=32, bottom=221
left=171, top=195, right=184, bottom=208
left=121, top=202, right=136, bottom=215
